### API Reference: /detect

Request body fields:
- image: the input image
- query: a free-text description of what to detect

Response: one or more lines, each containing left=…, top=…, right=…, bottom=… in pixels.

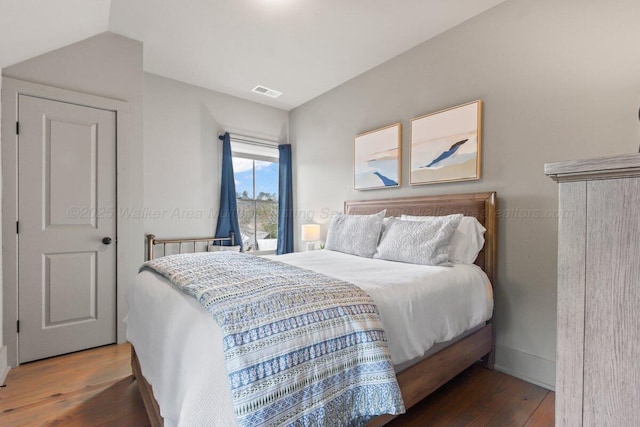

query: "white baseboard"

left=494, top=345, right=556, bottom=391
left=0, top=345, right=10, bottom=385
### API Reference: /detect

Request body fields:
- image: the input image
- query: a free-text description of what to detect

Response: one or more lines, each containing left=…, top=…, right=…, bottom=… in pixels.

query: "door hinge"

left=17, top=320, right=20, bottom=333
left=16, top=122, right=19, bottom=135
left=16, top=221, right=19, bottom=234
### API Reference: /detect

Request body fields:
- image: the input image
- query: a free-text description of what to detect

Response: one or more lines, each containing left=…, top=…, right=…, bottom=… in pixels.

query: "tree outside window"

left=233, top=158, right=278, bottom=252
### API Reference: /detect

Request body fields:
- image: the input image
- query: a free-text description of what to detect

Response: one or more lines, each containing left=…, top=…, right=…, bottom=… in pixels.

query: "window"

left=232, top=140, right=278, bottom=252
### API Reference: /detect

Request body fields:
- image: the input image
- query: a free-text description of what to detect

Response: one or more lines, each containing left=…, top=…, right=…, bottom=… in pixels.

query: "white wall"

left=2, top=32, right=144, bottom=364
left=4, top=33, right=142, bottom=106
left=290, top=0, right=640, bottom=389
left=143, top=73, right=288, bottom=238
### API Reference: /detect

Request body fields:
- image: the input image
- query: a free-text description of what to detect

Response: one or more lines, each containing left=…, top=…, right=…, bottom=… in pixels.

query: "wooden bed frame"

left=132, top=191, right=497, bottom=427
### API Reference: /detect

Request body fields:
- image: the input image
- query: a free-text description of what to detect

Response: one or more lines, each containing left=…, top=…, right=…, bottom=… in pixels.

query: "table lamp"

left=301, top=224, right=321, bottom=251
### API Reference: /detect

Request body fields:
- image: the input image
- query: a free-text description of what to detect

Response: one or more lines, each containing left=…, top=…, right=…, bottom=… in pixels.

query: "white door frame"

left=2, top=77, right=144, bottom=366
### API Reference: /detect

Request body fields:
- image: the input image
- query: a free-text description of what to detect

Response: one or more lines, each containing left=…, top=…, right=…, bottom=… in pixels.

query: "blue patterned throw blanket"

left=140, top=251, right=404, bottom=426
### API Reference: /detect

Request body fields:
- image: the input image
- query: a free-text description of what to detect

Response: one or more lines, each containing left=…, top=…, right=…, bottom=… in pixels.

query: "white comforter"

left=126, top=250, right=493, bottom=427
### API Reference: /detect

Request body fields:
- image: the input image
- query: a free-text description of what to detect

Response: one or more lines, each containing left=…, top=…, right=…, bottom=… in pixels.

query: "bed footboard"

left=146, top=233, right=235, bottom=260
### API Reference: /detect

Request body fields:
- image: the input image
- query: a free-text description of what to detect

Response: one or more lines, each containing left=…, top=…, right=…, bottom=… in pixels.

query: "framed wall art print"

left=410, top=100, right=482, bottom=185
left=354, top=123, right=401, bottom=190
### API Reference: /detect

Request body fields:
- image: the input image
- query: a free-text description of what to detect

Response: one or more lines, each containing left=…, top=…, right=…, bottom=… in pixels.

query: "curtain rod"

left=218, top=132, right=281, bottom=148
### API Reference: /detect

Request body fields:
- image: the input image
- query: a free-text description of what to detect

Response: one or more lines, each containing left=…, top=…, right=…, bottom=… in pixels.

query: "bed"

left=129, top=192, right=497, bottom=426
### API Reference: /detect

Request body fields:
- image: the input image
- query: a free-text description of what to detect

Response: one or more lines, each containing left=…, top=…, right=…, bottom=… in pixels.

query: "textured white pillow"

left=325, top=210, right=386, bottom=258
left=374, top=215, right=462, bottom=265
left=401, top=215, right=486, bottom=264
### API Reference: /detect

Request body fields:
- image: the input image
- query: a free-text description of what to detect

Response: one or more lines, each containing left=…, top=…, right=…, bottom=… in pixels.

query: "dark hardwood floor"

left=0, top=343, right=554, bottom=426
left=386, top=362, right=554, bottom=427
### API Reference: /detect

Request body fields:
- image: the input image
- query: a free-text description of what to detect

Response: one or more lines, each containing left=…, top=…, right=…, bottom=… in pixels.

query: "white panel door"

left=18, top=95, right=117, bottom=363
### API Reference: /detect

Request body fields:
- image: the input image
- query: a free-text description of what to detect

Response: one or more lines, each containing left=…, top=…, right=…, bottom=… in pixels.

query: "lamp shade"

left=301, top=224, right=321, bottom=242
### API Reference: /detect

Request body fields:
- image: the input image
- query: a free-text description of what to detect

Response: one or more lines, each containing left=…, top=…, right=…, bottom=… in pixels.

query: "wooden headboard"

left=344, top=192, right=497, bottom=287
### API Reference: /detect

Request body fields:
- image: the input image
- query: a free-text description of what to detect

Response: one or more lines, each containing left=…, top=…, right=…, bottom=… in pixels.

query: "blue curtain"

left=215, top=132, right=242, bottom=249
left=277, top=144, right=293, bottom=254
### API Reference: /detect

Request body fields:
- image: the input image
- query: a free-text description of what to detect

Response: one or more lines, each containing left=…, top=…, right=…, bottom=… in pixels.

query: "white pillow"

left=325, top=210, right=386, bottom=258
left=401, top=215, right=486, bottom=264
left=374, top=215, right=462, bottom=265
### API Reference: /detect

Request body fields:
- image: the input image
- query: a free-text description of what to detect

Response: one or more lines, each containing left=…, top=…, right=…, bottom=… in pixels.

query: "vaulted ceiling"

left=1, top=0, right=506, bottom=110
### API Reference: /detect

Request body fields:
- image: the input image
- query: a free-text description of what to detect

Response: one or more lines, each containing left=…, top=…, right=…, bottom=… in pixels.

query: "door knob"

left=102, top=237, right=113, bottom=245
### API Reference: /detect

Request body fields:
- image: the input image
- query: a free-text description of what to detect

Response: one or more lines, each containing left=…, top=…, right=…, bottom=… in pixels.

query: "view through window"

left=233, top=150, right=278, bottom=252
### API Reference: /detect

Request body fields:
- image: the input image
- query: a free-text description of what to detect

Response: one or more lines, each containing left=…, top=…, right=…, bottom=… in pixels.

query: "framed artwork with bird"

left=354, top=122, right=402, bottom=190
left=410, top=100, right=482, bottom=185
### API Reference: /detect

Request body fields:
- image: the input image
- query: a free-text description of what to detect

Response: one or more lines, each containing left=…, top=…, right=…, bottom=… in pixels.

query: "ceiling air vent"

left=251, top=85, right=282, bottom=99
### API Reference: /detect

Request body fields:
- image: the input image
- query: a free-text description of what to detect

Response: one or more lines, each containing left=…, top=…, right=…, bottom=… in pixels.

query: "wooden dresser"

left=545, top=153, right=640, bottom=427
